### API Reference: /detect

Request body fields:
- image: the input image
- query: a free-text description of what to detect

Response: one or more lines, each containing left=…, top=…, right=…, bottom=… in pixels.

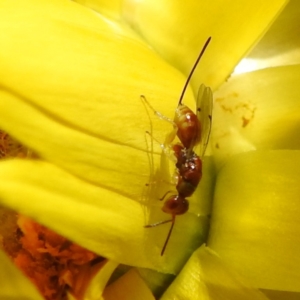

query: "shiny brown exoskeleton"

left=144, top=37, right=213, bottom=255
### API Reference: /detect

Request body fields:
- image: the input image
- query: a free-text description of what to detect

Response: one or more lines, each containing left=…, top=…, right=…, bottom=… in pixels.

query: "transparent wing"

left=196, top=84, right=213, bottom=158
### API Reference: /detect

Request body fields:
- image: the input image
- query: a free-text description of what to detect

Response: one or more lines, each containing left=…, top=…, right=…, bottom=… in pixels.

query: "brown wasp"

left=142, top=37, right=213, bottom=255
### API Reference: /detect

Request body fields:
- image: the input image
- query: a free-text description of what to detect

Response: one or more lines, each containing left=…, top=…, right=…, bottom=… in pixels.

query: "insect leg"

left=144, top=218, right=173, bottom=228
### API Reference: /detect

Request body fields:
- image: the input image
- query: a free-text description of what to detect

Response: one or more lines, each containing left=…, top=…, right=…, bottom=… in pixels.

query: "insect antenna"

left=161, top=215, right=176, bottom=256
left=178, top=37, right=211, bottom=106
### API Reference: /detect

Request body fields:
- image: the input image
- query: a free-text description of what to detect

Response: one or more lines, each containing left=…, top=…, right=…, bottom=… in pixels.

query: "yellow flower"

left=1, top=0, right=297, bottom=299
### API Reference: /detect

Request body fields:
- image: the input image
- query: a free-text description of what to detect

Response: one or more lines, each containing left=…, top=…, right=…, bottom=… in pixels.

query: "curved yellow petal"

left=0, top=250, right=44, bottom=300
left=83, top=260, right=118, bottom=300
left=136, top=268, right=175, bottom=298
left=103, top=269, right=155, bottom=300
left=123, top=0, right=288, bottom=90
left=161, top=245, right=269, bottom=300
left=235, top=1, right=300, bottom=74
left=212, top=65, right=300, bottom=168
left=261, top=289, right=300, bottom=300
left=74, top=0, right=123, bottom=19
left=208, top=150, right=300, bottom=292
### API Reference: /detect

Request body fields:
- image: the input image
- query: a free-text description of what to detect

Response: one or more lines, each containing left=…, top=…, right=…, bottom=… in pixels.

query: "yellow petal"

left=74, top=0, right=123, bottom=19
left=235, top=1, right=300, bottom=73
left=208, top=150, right=300, bottom=292
left=103, top=268, right=155, bottom=300
left=212, top=65, right=300, bottom=168
left=0, top=250, right=44, bottom=300
left=84, top=260, right=118, bottom=300
left=136, top=268, right=175, bottom=298
left=261, top=289, right=300, bottom=300
left=161, top=245, right=269, bottom=300
left=123, top=0, right=288, bottom=90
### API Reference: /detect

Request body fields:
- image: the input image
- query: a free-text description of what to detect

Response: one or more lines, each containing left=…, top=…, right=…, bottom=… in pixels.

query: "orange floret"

left=13, top=215, right=103, bottom=300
